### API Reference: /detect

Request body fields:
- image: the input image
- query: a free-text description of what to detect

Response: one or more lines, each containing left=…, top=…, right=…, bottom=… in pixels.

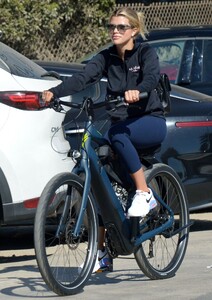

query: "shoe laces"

left=133, top=189, right=152, bottom=202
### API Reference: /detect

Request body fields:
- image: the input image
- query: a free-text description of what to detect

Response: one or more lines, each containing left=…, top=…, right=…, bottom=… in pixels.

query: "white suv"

left=0, top=42, right=74, bottom=225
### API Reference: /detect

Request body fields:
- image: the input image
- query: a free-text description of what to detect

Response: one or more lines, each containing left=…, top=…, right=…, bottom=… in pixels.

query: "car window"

left=0, top=42, right=51, bottom=79
left=190, top=40, right=202, bottom=83
left=178, top=40, right=195, bottom=85
left=202, top=40, right=212, bottom=82
left=150, top=41, right=185, bottom=83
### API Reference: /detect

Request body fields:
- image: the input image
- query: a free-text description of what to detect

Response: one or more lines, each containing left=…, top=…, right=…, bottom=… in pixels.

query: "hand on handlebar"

left=42, top=90, right=54, bottom=103
left=124, top=90, right=140, bottom=103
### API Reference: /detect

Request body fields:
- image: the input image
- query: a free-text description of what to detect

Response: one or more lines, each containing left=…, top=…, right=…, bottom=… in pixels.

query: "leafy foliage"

left=0, top=0, right=115, bottom=58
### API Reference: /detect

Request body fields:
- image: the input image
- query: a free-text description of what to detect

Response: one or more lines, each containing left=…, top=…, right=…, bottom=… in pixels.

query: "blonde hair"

left=109, top=7, right=148, bottom=40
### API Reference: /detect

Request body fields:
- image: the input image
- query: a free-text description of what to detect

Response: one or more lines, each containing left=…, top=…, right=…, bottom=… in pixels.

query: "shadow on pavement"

left=0, top=255, right=36, bottom=264
left=0, top=225, right=34, bottom=251
left=189, top=218, right=212, bottom=232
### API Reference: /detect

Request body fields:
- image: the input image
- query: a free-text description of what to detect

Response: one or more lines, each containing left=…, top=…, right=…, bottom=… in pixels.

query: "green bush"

left=0, top=0, right=115, bottom=58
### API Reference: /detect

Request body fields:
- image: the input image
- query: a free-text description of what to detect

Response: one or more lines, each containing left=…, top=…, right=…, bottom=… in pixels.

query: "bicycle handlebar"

left=49, top=92, right=148, bottom=112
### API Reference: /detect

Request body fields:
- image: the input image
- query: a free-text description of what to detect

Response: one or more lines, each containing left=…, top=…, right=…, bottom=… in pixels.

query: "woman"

left=42, top=7, right=167, bottom=272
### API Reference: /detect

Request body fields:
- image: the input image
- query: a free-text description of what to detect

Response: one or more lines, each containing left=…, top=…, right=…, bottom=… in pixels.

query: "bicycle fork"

left=55, top=162, right=91, bottom=241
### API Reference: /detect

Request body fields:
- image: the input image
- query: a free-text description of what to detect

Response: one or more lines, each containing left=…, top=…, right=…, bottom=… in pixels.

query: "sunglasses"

left=106, top=24, right=133, bottom=34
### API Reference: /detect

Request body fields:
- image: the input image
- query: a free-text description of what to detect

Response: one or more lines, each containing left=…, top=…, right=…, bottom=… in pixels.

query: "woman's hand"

left=42, top=90, right=54, bottom=102
left=124, top=90, right=140, bottom=103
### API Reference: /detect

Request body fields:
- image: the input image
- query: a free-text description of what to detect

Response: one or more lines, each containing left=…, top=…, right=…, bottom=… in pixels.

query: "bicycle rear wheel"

left=135, top=163, right=189, bottom=279
left=34, top=172, right=98, bottom=296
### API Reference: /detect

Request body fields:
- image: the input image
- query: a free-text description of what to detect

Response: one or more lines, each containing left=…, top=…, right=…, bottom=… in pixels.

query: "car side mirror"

left=41, top=71, right=61, bottom=80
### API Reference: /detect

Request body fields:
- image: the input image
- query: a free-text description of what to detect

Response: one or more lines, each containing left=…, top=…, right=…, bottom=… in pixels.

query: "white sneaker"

left=92, top=255, right=101, bottom=273
left=78, top=252, right=101, bottom=274
left=91, top=248, right=107, bottom=273
left=127, top=189, right=157, bottom=217
left=92, top=247, right=113, bottom=273
left=79, top=247, right=113, bottom=274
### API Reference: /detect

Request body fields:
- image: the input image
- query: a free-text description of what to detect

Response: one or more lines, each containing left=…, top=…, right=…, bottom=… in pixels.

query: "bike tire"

left=134, top=163, right=189, bottom=279
left=34, top=172, right=98, bottom=296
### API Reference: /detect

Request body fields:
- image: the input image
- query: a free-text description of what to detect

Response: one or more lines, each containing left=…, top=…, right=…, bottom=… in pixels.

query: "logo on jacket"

left=129, top=65, right=140, bottom=73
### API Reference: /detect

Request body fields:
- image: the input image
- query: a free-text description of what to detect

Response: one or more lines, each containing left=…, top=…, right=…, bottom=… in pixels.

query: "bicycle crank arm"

left=134, top=214, right=174, bottom=247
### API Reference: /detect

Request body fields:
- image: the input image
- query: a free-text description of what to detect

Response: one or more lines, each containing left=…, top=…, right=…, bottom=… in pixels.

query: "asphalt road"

left=0, top=212, right=212, bottom=300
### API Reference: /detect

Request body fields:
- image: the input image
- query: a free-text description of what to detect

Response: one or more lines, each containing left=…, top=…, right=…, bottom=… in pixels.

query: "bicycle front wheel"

left=135, top=163, right=189, bottom=279
left=34, top=172, right=98, bottom=296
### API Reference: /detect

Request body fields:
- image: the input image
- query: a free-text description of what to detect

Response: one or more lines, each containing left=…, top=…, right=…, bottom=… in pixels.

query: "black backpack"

left=139, top=43, right=171, bottom=114
left=156, top=73, right=171, bottom=114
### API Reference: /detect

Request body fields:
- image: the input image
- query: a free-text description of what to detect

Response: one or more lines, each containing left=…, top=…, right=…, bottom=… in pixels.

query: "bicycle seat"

left=137, top=144, right=161, bottom=157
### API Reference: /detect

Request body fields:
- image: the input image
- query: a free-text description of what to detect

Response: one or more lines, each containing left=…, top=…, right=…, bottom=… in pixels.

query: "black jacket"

left=50, top=41, right=164, bottom=120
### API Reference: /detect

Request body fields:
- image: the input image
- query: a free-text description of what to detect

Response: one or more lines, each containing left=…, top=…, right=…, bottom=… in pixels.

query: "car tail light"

left=0, top=92, right=47, bottom=110
left=24, top=197, right=39, bottom=209
left=24, top=195, right=55, bottom=209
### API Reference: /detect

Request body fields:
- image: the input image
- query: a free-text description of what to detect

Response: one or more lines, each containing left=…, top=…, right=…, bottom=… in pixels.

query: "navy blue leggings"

left=106, top=115, right=167, bottom=174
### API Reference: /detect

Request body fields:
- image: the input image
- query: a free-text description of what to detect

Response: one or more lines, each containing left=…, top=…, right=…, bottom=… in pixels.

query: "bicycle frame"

left=68, top=115, right=175, bottom=256
left=34, top=97, right=190, bottom=296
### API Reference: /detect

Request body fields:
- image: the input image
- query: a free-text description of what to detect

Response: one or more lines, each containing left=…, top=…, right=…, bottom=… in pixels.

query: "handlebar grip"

left=139, top=92, right=148, bottom=99
left=60, top=100, right=80, bottom=109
